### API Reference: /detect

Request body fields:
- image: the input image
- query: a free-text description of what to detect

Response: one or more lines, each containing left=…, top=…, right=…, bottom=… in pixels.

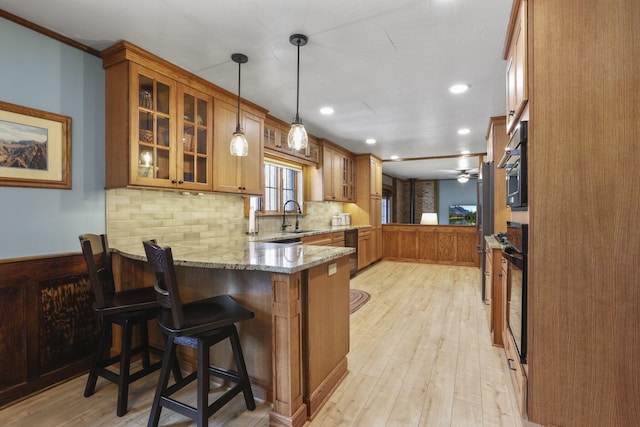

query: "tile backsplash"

left=106, top=188, right=344, bottom=248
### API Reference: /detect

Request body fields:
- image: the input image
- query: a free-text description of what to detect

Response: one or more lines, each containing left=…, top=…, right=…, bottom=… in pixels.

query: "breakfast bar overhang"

left=111, top=240, right=354, bottom=427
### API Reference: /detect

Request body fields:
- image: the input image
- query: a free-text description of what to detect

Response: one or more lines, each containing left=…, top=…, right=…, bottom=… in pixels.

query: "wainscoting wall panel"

left=0, top=253, right=98, bottom=408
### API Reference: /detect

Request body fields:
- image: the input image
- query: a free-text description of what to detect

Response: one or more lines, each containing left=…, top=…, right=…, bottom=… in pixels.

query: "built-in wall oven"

left=503, top=221, right=528, bottom=364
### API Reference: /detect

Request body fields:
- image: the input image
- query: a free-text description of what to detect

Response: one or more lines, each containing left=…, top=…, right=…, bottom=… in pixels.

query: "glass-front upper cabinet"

left=133, top=64, right=175, bottom=187
left=178, top=87, right=212, bottom=190
left=130, top=63, right=212, bottom=190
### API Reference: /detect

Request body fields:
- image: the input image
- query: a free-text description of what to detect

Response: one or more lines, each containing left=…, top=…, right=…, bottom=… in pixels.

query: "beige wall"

left=106, top=188, right=344, bottom=248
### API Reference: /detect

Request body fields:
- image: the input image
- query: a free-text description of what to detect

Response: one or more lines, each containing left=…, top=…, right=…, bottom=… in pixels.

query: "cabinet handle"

left=171, top=179, right=177, bottom=184
left=507, top=358, right=517, bottom=371
left=178, top=180, right=184, bottom=184
left=509, top=109, right=515, bottom=116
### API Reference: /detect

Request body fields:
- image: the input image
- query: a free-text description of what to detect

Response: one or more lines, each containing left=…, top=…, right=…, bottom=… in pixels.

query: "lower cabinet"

left=382, top=225, right=478, bottom=267
left=357, top=227, right=372, bottom=270
left=485, top=238, right=506, bottom=347
left=301, top=231, right=345, bottom=247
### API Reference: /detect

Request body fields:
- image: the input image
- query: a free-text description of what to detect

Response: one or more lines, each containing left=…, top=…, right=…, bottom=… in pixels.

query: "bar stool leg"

left=148, top=337, right=176, bottom=427
left=229, top=326, right=256, bottom=410
left=140, top=321, right=151, bottom=369
left=84, top=318, right=110, bottom=397
left=117, top=319, right=133, bottom=417
left=196, top=341, right=209, bottom=427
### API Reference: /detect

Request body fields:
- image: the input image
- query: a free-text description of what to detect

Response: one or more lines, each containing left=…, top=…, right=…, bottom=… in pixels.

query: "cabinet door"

left=322, top=148, right=341, bottom=201
left=177, top=86, right=213, bottom=191
left=130, top=64, right=176, bottom=188
left=505, top=0, right=528, bottom=133
left=343, top=155, right=356, bottom=202
left=213, top=100, right=242, bottom=193
left=370, top=157, right=382, bottom=196
left=239, top=110, right=264, bottom=196
left=371, top=196, right=383, bottom=261
left=213, top=101, right=264, bottom=195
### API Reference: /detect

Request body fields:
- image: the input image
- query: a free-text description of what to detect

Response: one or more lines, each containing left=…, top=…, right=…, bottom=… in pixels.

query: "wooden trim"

left=0, top=9, right=100, bottom=57
left=380, top=152, right=486, bottom=163
left=101, top=40, right=267, bottom=116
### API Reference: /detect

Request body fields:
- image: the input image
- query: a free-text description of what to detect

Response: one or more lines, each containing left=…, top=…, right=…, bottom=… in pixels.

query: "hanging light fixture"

left=457, top=170, right=470, bottom=183
left=288, top=34, right=308, bottom=151
left=230, top=53, right=249, bottom=156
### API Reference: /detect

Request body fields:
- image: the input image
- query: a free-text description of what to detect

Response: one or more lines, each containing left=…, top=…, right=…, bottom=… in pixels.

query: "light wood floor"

left=0, top=261, right=540, bottom=427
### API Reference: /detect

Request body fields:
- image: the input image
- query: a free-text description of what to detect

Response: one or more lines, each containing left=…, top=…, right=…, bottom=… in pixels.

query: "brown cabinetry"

left=357, top=227, right=372, bottom=270
left=321, top=141, right=355, bottom=202
left=485, top=238, right=506, bottom=347
left=344, top=154, right=382, bottom=265
left=382, top=224, right=478, bottom=267
left=102, top=41, right=267, bottom=195
left=301, top=231, right=344, bottom=247
left=103, top=43, right=215, bottom=191
left=486, top=116, right=510, bottom=234
left=212, top=100, right=264, bottom=195
left=263, top=115, right=319, bottom=166
left=504, top=0, right=528, bottom=134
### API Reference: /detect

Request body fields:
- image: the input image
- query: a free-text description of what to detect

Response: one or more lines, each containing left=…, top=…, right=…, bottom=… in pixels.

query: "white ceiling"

left=0, top=0, right=511, bottom=180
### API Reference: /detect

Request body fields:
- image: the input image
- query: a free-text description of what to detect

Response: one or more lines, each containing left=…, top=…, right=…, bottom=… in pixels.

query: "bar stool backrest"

left=79, top=233, right=115, bottom=309
left=143, top=240, right=185, bottom=329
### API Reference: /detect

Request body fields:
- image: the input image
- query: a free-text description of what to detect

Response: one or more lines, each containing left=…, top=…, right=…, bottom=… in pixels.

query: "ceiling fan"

left=455, top=169, right=478, bottom=183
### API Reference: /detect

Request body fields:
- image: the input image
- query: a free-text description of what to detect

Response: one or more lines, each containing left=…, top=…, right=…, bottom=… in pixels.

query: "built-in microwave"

left=498, top=121, right=527, bottom=210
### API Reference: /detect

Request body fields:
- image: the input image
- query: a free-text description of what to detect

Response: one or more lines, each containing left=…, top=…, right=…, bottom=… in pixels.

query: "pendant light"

left=288, top=34, right=308, bottom=151
left=230, top=53, right=249, bottom=156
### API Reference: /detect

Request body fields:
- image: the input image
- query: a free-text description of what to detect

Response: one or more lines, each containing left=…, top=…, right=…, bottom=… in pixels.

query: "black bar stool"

left=142, top=240, right=256, bottom=427
left=79, top=234, right=181, bottom=416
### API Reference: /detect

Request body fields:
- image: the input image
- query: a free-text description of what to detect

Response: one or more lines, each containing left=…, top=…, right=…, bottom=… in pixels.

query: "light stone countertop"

left=252, top=225, right=368, bottom=243
left=485, top=235, right=507, bottom=250
left=113, top=239, right=355, bottom=274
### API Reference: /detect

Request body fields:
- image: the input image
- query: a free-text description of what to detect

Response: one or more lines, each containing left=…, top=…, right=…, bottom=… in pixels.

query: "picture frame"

left=0, top=100, right=71, bottom=189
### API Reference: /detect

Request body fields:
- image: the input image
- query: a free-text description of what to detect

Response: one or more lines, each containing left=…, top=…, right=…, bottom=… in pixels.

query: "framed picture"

left=0, top=101, right=71, bottom=189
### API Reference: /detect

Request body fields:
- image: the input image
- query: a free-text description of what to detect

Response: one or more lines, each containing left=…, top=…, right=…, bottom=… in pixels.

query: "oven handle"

left=502, top=251, right=524, bottom=269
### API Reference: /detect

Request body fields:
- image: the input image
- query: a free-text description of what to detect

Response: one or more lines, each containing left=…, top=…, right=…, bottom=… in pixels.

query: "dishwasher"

left=344, top=229, right=358, bottom=277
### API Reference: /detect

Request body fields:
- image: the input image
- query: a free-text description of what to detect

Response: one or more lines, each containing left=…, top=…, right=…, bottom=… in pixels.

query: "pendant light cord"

left=236, top=61, right=242, bottom=132
left=295, top=40, right=301, bottom=122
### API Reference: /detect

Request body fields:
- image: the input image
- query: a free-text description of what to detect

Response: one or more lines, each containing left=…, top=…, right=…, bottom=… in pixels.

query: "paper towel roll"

left=248, top=209, right=256, bottom=233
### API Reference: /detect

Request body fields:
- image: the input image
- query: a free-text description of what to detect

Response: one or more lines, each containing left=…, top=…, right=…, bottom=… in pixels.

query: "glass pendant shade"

left=457, top=174, right=469, bottom=183
left=230, top=130, right=248, bottom=156
left=230, top=53, right=249, bottom=156
left=288, top=34, right=309, bottom=151
left=288, top=121, right=308, bottom=151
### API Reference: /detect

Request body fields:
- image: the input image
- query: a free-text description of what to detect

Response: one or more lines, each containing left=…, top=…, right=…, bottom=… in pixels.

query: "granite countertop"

left=253, top=225, right=367, bottom=243
left=113, top=239, right=355, bottom=274
left=485, top=235, right=507, bottom=249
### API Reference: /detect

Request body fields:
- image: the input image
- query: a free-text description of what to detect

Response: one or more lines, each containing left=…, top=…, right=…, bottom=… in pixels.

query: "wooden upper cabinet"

left=504, top=0, right=528, bottom=134
left=263, top=115, right=319, bottom=166
left=103, top=46, right=214, bottom=191
left=321, top=141, right=355, bottom=202
left=102, top=41, right=266, bottom=194
left=370, top=156, right=382, bottom=196
left=213, top=100, right=264, bottom=195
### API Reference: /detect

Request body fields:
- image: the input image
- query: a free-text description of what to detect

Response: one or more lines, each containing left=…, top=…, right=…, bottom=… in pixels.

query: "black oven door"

left=503, top=251, right=527, bottom=364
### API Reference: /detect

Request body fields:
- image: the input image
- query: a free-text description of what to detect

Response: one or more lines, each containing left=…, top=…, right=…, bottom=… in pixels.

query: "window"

left=381, top=196, right=389, bottom=224
left=260, top=158, right=303, bottom=214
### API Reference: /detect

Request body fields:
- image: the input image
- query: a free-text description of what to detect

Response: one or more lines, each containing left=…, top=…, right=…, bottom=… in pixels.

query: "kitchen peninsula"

left=111, top=239, right=354, bottom=427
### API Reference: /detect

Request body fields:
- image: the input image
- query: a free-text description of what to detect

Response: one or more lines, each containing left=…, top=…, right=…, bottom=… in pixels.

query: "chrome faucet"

left=282, top=200, right=302, bottom=232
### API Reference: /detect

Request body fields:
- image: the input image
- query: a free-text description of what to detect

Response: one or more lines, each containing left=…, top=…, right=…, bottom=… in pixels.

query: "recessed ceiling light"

left=449, top=84, right=469, bottom=94
left=457, top=128, right=470, bottom=135
left=461, top=150, right=471, bottom=155
left=366, top=138, right=376, bottom=144
left=390, top=155, right=399, bottom=160
left=320, top=107, right=334, bottom=115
